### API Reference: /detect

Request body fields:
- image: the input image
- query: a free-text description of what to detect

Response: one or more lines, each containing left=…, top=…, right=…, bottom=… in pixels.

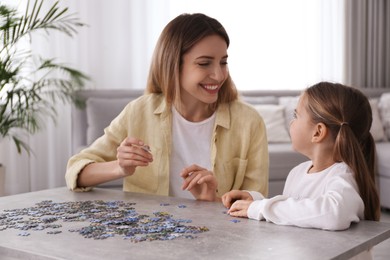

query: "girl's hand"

left=116, top=137, right=153, bottom=177
left=222, top=190, right=253, bottom=209
left=227, top=200, right=252, bottom=218
left=180, top=164, right=218, bottom=201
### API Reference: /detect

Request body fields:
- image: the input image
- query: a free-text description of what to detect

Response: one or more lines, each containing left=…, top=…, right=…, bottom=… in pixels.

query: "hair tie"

left=340, top=122, right=349, bottom=126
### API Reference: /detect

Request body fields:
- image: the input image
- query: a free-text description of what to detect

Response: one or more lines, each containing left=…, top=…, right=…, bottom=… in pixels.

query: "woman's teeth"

left=203, top=85, right=218, bottom=90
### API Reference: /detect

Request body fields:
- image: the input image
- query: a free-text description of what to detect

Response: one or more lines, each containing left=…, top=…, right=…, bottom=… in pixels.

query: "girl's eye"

left=292, top=111, right=297, bottom=119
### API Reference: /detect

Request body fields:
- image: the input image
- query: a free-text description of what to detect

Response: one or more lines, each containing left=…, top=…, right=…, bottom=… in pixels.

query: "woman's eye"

left=197, top=59, right=211, bottom=66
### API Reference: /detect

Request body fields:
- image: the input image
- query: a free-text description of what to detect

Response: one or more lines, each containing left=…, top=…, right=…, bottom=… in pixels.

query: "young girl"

left=222, top=82, right=380, bottom=232
left=65, top=13, right=269, bottom=201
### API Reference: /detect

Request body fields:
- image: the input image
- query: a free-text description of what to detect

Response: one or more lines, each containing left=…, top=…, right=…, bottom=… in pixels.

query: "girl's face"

left=289, top=94, right=315, bottom=157
left=179, top=34, right=229, bottom=106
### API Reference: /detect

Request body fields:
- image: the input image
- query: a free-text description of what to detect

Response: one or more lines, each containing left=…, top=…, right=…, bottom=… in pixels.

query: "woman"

left=66, top=13, right=269, bottom=201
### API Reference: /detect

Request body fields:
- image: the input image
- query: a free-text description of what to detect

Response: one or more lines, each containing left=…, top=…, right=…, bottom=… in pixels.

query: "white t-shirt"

left=169, top=107, right=216, bottom=199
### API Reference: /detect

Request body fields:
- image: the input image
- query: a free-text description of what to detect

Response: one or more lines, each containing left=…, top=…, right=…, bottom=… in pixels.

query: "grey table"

left=0, top=187, right=389, bottom=260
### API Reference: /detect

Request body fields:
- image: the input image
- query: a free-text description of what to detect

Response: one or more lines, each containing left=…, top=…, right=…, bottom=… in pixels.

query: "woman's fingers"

left=116, top=137, right=153, bottom=175
left=180, top=164, right=205, bottom=178
left=182, top=171, right=217, bottom=191
left=179, top=165, right=218, bottom=201
left=181, top=169, right=204, bottom=190
left=180, top=165, right=206, bottom=189
left=118, top=138, right=152, bottom=161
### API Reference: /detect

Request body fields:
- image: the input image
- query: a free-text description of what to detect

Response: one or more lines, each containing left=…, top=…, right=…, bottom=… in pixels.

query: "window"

left=167, top=0, right=345, bottom=90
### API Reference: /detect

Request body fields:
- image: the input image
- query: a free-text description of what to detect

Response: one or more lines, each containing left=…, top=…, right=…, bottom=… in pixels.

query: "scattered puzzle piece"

left=0, top=200, right=209, bottom=242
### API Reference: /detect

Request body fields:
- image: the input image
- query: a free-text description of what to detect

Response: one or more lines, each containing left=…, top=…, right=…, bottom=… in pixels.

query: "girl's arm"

left=242, top=176, right=364, bottom=230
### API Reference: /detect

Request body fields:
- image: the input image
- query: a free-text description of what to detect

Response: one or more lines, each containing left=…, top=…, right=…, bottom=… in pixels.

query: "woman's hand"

left=180, top=164, right=218, bottom=201
left=227, top=200, right=252, bottom=218
left=116, top=137, right=153, bottom=177
left=221, top=190, right=253, bottom=209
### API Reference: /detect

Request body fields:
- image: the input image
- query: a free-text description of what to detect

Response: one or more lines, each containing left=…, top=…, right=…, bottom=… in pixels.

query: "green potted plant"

left=0, top=0, right=89, bottom=153
left=0, top=0, right=89, bottom=195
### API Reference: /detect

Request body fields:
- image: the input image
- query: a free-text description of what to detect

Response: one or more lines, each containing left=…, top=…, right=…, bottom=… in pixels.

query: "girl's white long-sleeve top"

left=247, top=161, right=364, bottom=231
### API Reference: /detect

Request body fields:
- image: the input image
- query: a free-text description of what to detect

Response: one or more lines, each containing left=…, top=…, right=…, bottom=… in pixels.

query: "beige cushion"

left=369, top=99, right=386, bottom=142
left=242, top=95, right=278, bottom=105
left=254, top=104, right=291, bottom=143
left=379, top=93, right=390, bottom=140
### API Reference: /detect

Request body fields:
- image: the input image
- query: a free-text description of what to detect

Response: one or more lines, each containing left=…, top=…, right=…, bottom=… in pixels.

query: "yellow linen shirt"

left=66, top=93, right=269, bottom=197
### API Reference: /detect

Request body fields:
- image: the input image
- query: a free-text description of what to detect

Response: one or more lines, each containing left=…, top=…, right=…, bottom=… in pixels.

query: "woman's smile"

left=201, top=84, right=220, bottom=94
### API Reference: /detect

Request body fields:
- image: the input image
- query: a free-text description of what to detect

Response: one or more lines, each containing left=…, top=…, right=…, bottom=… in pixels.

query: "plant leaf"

left=0, top=0, right=89, bottom=154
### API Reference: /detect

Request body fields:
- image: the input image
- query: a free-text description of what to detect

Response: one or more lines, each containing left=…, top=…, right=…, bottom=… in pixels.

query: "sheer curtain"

left=345, top=0, right=390, bottom=88
left=167, top=0, right=345, bottom=90
left=0, top=0, right=350, bottom=195
left=1, top=0, right=169, bottom=195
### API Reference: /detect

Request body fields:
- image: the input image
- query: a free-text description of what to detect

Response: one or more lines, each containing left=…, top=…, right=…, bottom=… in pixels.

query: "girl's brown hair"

left=145, top=13, right=238, bottom=107
left=305, top=82, right=380, bottom=221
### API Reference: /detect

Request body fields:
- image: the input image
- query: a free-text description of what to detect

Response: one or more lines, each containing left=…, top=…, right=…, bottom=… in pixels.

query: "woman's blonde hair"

left=304, top=82, right=380, bottom=221
left=145, top=13, right=238, bottom=107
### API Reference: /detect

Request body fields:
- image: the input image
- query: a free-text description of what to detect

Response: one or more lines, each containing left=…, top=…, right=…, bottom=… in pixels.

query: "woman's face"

left=179, top=34, right=229, bottom=106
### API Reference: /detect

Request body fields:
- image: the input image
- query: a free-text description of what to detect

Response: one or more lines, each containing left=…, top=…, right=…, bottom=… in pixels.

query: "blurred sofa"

left=71, top=88, right=390, bottom=208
